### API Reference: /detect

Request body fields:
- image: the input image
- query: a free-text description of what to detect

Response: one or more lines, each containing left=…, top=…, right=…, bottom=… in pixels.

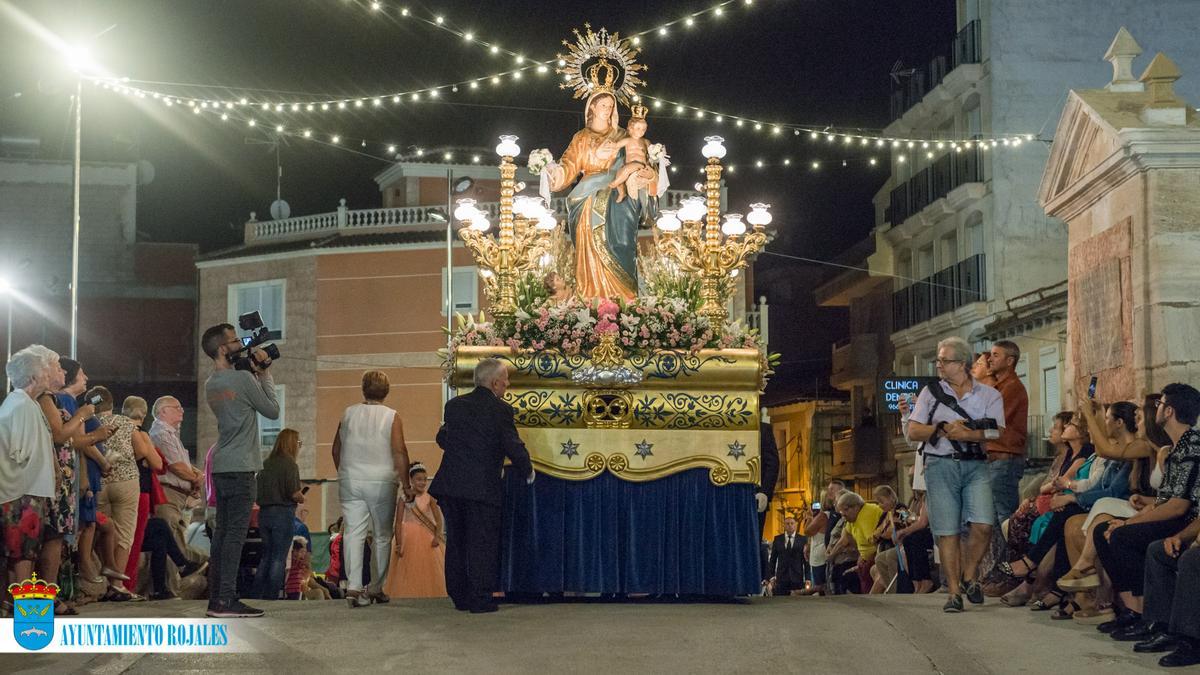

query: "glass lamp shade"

left=495, top=135, right=521, bottom=158
left=677, top=196, right=707, bottom=222
left=512, top=195, right=536, bottom=219
left=454, top=198, right=480, bottom=222
left=721, top=213, right=746, bottom=236
left=701, top=136, right=727, bottom=160
left=656, top=210, right=682, bottom=232
left=469, top=216, right=492, bottom=232
left=747, top=202, right=772, bottom=227
left=535, top=212, right=557, bottom=230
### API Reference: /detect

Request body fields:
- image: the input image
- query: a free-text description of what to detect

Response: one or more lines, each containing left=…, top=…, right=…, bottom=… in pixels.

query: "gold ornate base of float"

left=451, top=344, right=762, bottom=487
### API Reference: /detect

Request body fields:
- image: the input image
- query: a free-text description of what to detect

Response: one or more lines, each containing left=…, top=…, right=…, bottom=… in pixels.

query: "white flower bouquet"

left=647, top=143, right=667, bottom=164
left=527, top=148, right=554, bottom=175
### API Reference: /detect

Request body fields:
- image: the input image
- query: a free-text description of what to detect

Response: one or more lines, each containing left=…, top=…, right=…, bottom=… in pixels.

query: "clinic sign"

left=879, top=377, right=937, bottom=413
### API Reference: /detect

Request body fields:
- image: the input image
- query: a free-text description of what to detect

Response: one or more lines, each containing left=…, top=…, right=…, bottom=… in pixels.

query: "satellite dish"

left=136, top=160, right=155, bottom=186
left=453, top=176, right=474, bottom=194
left=270, top=199, right=291, bottom=220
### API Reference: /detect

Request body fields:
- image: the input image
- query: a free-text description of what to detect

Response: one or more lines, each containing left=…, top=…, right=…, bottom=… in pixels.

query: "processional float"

left=445, top=25, right=775, bottom=596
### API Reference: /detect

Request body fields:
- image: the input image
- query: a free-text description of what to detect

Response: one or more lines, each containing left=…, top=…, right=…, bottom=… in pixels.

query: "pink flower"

left=595, top=318, right=618, bottom=335
left=597, top=299, right=620, bottom=320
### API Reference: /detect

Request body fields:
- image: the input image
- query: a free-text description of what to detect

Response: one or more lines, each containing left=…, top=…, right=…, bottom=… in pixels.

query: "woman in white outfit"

left=332, top=370, right=413, bottom=608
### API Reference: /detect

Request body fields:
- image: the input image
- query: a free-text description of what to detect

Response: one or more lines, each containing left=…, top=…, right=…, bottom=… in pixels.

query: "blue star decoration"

left=634, top=439, right=654, bottom=460
left=727, top=440, right=746, bottom=460
left=560, top=439, right=580, bottom=459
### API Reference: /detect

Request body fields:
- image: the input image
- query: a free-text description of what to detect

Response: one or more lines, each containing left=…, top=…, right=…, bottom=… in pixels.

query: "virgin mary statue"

left=546, top=91, right=652, bottom=301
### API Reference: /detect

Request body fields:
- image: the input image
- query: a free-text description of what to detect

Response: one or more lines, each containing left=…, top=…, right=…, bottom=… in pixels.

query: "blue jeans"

left=924, top=455, right=994, bottom=537
left=987, top=456, right=1024, bottom=524
left=251, top=504, right=295, bottom=600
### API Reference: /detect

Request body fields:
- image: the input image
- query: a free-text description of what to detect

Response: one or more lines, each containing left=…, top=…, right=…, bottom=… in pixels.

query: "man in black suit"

left=757, top=414, right=780, bottom=534
left=769, top=516, right=807, bottom=596
left=431, top=358, right=535, bottom=613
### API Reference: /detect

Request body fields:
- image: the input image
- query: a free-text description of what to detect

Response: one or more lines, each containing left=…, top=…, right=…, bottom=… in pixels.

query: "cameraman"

left=904, top=336, right=1005, bottom=613
left=201, top=323, right=280, bottom=618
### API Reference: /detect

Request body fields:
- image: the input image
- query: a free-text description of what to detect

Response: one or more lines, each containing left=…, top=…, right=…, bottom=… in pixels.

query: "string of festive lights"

left=343, top=0, right=771, bottom=64
left=97, top=80, right=907, bottom=173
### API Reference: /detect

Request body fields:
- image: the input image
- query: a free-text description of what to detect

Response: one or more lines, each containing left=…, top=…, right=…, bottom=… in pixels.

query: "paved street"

left=5, top=593, right=1172, bottom=674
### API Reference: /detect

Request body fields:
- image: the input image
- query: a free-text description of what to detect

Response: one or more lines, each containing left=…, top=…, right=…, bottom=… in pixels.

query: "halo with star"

left=557, top=23, right=646, bottom=106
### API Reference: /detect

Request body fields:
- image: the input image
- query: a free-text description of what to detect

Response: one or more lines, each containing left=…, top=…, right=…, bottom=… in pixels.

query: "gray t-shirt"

left=204, top=368, right=280, bottom=474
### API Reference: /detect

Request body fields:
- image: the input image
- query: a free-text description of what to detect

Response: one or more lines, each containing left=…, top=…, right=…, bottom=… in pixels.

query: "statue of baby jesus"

left=608, top=113, right=657, bottom=203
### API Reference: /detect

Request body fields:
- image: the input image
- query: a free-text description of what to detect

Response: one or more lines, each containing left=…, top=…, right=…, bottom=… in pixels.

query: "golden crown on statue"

left=558, top=23, right=646, bottom=106
left=629, top=103, right=648, bottom=119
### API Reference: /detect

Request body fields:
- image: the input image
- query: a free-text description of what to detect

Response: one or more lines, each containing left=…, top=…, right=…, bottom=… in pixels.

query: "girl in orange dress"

left=383, top=464, right=447, bottom=598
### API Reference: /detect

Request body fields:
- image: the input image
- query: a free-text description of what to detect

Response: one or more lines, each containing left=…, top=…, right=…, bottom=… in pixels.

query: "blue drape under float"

left=501, top=468, right=761, bottom=597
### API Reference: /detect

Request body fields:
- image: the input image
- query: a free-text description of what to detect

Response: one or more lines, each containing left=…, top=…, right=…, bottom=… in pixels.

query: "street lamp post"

left=1, top=278, right=12, bottom=391
left=69, top=75, right=82, bottom=359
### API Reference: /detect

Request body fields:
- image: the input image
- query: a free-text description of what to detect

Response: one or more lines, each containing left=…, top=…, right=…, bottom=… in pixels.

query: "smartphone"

left=1087, top=376, right=1098, bottom=400
left=87, top=394, right=103, bottom=406
left=811, top=501, right=821, bottom=512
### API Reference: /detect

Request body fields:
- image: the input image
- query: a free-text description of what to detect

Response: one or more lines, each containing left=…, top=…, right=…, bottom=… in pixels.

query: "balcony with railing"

left=246, top=190, right=696, bottom=244
left=832, top=426, right=886, bottom=480
left=889, top=20, right=983, bottom=122
left=885, top=146, right=984, bottom=226
left=892, top=253, right=986, bottom=332
left=830, top=334, right=879, bottom=390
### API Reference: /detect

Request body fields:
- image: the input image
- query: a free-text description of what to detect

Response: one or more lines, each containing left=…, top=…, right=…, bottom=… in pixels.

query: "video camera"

left=227, top=311, right=281, bottom=372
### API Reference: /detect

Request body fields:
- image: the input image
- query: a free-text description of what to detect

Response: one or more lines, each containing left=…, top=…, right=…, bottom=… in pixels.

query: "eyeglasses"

left=932, top=358, right=964, bottom=366
left=1155, top=398, right=1170, bottom=409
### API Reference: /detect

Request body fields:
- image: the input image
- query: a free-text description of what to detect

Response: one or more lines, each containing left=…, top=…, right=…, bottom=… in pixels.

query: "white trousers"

left=339, top=478, right=398, bottom=593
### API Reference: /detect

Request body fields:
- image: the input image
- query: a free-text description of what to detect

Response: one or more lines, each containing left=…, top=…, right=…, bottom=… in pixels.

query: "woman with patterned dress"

left=383, top=464, right=447, bottom=598
left=34, top=354, right=93, bottom=613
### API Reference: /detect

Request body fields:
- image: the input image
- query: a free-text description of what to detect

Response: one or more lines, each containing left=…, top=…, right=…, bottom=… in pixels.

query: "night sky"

left=2, top=0, right=957, bottom=401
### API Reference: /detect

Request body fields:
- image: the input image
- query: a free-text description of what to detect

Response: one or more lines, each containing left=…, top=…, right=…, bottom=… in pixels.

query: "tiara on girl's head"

left=409, top=462, right=428, bottom=476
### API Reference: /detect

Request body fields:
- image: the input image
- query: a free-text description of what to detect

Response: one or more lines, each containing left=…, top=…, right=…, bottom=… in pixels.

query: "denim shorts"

left=924, top=454, right=995, bottom=536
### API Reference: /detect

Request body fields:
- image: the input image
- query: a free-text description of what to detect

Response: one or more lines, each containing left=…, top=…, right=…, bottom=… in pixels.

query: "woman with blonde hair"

left=333, top=370, right=413, bottom=608
left=252, top=428, right=304, bottom=600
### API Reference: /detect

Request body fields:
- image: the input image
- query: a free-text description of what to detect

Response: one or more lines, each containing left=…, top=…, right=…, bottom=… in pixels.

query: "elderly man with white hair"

left=430, top=358, right=534, bottom=614
left=904, top=335, right=1006, bottom=613
left=0, top=345, right=63, bottom=602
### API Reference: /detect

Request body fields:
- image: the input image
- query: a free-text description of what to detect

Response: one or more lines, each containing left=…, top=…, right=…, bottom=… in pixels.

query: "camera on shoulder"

left=226, top=311, right=281, bottom=372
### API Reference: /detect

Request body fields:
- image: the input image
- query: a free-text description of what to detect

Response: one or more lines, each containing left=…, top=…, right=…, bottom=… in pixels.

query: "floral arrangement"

left=449, top=295, right=764, bottom=356
left=527, top=148, right=554, bottom=175
left=646, top=143, right=667, bottom=165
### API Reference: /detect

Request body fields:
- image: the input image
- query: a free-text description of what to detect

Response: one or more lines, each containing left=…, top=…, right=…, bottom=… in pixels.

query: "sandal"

left=1051, top=600, right=1080, bottom=620
left=1001, top=586, right=1032, bottom=607
left=998, top=555, right=1036, bottom=581
left=54, top=600, right=79, bottom=616
left=1030, top=590, right=1064, bottom=611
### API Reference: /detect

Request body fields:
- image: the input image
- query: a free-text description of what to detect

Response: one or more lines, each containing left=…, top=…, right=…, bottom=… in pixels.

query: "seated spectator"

left=1138, top=527, right=1200, bottom=666
left=828, top=491, right=883, bottom=594
left=1101, top=384, right=1200, bottom=643
left=140, top=516, right=203, bottom=600
left=284, top=537, right=329, bottom=600
left=868, top=485, right=903, bottom=594
left=825, top=515, right=859, bottom=594
left=1001, top=402, right=1142, bottom=617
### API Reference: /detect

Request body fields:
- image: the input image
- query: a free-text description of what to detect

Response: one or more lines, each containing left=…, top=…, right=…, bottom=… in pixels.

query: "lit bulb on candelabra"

left=701, top=136, right=727, bottom=160
left=746, top=203, right=773, bottom=228
left=469, top=215, right=492, bottom=232
left=512, top=195, right=537, bottom=219
left=495, top=135, right=521, bottom=158
left=656, top=210, right=682, bottom=232
left=721, top=213, right=746, bottom=236
left=454, top=198, right=480, bottom=222
left=535, top=212, right=557, bottom=230
left=678, top=196, right=707, bottom=223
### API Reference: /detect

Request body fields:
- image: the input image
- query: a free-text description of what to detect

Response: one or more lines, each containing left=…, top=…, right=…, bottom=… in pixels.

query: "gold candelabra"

left=455, top=135, right=555, bottom=321
left=654, top=136, right=771, bottom=333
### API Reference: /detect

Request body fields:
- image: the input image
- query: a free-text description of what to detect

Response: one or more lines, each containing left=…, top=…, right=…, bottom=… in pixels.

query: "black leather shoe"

left=1098, top=610, right=1140, bottom=634
left=1160, top=640, right=1200, bottom=668
left=1112, top=621, right=1164, bottom=642
left=1134, top=632, right=1179, bottom=654
left=469, top=603, right=499, bottom=614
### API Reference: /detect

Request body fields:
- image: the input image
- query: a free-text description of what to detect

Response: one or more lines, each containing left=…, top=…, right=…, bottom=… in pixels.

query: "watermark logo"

left=9, top=573, right=58, bottom=651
